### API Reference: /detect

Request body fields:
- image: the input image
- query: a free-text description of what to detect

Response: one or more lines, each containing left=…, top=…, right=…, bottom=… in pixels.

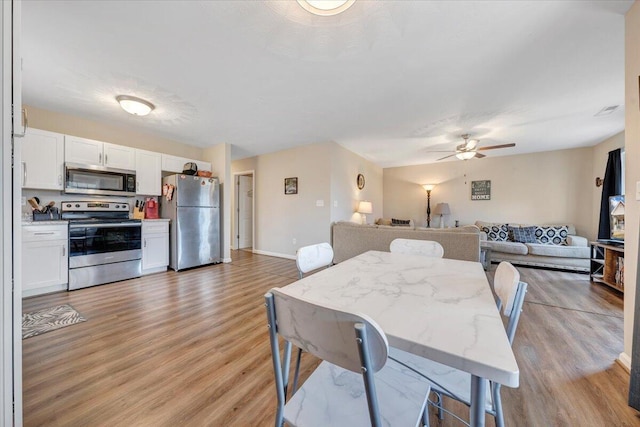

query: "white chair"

left=389, top=238, right=444, bottom=258
left=265, top=288, right=432, bottom=427
left=296, top=242, right=334, bottom=279
left=389, top=261, right=527, bottom=427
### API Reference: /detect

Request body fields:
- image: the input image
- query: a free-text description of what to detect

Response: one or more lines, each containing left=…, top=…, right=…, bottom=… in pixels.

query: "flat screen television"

left=609, top=195, right=625, bottom=241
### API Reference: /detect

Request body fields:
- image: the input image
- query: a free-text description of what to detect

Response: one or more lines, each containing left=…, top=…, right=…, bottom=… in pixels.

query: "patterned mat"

left=22, top=304, right=86, bottom=339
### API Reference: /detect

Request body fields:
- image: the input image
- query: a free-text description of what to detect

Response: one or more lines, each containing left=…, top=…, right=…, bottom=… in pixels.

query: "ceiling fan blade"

left=478, top=143, right=516, bottom=151
left=474, top=152, right=486, bottom=159
left=437, top=153, right=457, bottom=161
left=424, top=150, right=458, bottom=153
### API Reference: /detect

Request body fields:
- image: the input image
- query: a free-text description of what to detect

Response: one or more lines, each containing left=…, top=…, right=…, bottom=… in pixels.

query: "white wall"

left=330, top=144, right=383, bottom=224
left=231, top=141, right=383, bottom=258
left=623, top=1, right=640, bottom=368
left=383, top=147, right=594, bottom=236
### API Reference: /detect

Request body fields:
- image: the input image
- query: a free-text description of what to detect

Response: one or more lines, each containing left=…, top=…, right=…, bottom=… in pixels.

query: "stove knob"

left=66, top=204, right=71, bottom=208
left=75, top=204, right=80, bottom=208
left=115, top=205, right=119, bottom=209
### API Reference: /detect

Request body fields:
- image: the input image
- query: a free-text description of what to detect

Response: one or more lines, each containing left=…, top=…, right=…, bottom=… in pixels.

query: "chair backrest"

left=266, top=288, right=388, bottom=373
left=494, top=261, right=528, bottom=344
left=296, top=242, right=334, bottom=278
left=389, top=238, right=444, bottom=258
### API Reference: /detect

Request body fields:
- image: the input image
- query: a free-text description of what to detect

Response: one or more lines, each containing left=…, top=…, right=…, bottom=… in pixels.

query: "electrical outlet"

left=292, top=238, right=297, bottom=245
left=316, top=199, right=324, bottom=207
left=333, top=200, right=338, bottom=207
left=636, top=181, right=640, bottom=201
left=21, top=196, right=26, bottom=206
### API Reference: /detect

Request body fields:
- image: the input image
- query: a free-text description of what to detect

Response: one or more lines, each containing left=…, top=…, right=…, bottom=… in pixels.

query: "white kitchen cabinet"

left=135, top=149, right=162, bottom=196
left=142, top=220, right=169, bottom=275
left=161, top=154, right=212, bottom=174
left=65, top=135, right=135, bottom=170
left=21, top=128, right=65, bottom=190
left=22, top=224, right=68, bottom=297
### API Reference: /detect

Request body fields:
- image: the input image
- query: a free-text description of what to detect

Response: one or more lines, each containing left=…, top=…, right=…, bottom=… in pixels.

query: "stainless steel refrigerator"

left=161, top=174, right=221, bottom=271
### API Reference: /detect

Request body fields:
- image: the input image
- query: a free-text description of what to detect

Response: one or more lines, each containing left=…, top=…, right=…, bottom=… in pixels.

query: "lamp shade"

left=357, top=201, right=373, bottom=214
left=455, top=151, right=476, bottom=160
left=422, top=184, right=436, bottom=192
left=433, top=203, right=451, bottom=215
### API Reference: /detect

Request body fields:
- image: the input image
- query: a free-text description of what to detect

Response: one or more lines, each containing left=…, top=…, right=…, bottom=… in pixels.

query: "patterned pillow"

left=535, top=225, right=568, bottom=245
left=391, top=218, right=411, bottom=227
left=509, top=226, right=537, bottom=243
left=481, top=223, right=509, bottom=242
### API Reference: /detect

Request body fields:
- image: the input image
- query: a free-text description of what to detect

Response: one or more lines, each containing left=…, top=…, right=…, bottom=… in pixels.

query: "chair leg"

left=422, top=404, right=430, bottom=427
left=292, top=347, right=303, bottom=395
left=434, top=391, right=444, bottom=420
left=493, top=384, right=504, bottom=427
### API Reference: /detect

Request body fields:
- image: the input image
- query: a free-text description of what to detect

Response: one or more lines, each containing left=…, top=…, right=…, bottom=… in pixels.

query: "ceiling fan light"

left=116, top=95, right=155, bottom=116
left=297, top=0, right=356, bottom=16
left=456, top=151, right=476, bottom=160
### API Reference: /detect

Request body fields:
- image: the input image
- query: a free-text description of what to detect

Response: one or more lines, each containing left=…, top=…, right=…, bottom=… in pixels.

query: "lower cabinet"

left=22, top=224, right=68, bottom=297
left=142, top=220, right=169, bottom=275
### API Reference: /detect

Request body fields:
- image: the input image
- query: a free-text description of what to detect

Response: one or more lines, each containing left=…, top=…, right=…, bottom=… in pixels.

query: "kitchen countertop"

left=142, top=218, right=170, bottom=222
left=22, top=221, right=69, bottom=226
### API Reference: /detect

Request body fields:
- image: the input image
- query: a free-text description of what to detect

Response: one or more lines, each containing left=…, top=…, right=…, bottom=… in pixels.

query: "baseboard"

left=252, top=249, right=296, bottom=260
left=618, top=352, right=631, bottom=373
left=22, top=283, right=67, bottom=298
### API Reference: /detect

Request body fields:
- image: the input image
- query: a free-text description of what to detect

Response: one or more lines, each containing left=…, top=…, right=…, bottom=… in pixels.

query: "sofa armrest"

left=567, top=235, right=588, bottom=247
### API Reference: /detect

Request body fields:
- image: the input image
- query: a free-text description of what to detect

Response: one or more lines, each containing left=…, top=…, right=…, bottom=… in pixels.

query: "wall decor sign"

left=357, top=173, right=365, bottom=190
left=284, top=177, right=298, bottom=195
left=471, top=180, right=491, bottom=200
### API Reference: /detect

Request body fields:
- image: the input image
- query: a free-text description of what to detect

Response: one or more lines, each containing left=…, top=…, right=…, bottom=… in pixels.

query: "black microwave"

left=64, top=163, right=136, bottom=197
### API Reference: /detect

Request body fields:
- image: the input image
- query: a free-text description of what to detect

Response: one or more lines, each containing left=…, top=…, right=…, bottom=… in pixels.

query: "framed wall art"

left=471, top=180, right=491, bottom=200
left=284, top=177, right=298, bottom=195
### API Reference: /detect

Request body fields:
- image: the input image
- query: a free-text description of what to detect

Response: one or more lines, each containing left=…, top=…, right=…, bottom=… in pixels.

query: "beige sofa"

left=475, top=221, right=590, bottom=272
left=331, top=221, right=481, bottom=264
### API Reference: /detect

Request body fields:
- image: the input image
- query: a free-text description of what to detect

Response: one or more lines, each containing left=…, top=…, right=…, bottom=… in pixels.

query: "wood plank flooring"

left=22, top=251, right=640, bottom=426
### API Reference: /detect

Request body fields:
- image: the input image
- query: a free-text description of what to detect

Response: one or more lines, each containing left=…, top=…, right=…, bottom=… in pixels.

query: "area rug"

left=22, top=304, right=86, bottom=339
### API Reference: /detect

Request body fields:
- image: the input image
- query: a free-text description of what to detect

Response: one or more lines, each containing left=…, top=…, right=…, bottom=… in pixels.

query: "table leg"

left=470, top=375, right=486, bottom=427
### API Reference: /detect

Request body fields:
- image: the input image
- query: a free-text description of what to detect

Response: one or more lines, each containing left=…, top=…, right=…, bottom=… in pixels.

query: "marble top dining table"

left=279, top=250, right=519, bottom=426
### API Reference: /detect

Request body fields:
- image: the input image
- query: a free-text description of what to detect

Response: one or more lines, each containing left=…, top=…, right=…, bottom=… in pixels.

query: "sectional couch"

left=475, top=221, right=590, bottom=272
left=331, top=221, right=481, bottom=264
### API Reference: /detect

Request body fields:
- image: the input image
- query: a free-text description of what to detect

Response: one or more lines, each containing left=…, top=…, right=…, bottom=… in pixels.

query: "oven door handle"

left=69, top=222, right=142, bottom=229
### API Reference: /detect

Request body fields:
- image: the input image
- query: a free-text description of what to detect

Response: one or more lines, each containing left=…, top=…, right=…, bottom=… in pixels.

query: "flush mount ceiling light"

left=116, top=95, right=155, bottom=116
left=296, top=0, right=356, bottom=16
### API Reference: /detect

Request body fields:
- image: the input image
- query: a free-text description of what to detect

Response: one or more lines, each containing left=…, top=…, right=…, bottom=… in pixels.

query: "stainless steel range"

left=62, top=201, right=141, bottom=290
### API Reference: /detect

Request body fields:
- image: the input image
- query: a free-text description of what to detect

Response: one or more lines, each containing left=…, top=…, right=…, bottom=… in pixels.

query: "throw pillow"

left=481, top=223, right=509, bottom=241
left=391, top=218, right=411, bottom=227
left=509, top=226, right=537, bottom=243
left=376, top=218, right=392, bottom=226
left=535, top=225, right=569, bottom=245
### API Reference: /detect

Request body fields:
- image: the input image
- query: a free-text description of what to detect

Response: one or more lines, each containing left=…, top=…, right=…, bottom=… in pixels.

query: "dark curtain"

left=597, top=148, right=622, bottom=240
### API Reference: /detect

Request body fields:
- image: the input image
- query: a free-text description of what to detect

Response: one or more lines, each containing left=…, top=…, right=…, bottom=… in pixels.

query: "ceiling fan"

left=431, top=134, right=516, bottom=161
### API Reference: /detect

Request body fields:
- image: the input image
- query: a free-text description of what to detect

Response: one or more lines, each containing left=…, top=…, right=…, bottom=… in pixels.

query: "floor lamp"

left=422, top=184, right=435, bottom=227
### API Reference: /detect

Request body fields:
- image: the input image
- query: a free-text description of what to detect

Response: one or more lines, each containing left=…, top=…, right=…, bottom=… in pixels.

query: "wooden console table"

left=590, top=241, right=624, bottom=293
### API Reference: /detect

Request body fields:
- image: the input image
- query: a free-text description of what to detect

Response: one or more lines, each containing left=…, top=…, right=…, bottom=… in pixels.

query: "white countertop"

left=142, top=218, right=170, bottom=222
left=22, top=221, right=68, bottom=226
left=279, top=250, right=519, bottom=387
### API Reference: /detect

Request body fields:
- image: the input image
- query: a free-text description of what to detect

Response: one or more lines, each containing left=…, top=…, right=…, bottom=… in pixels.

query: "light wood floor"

left=22, top=251, right=640, bottom=426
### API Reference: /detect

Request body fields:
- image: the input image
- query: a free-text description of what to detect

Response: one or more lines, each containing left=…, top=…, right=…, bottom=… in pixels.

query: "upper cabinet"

left=65, top=136, right=135, bottom=170
left=161, top=154, right=211, bottom=174
left=21, top=128, right=64, bottom=190
left=135, top=149, right=161, bottom=196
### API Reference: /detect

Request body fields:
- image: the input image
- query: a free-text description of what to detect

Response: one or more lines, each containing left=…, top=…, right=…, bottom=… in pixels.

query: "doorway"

left=234, top=171, right=254, bottom=251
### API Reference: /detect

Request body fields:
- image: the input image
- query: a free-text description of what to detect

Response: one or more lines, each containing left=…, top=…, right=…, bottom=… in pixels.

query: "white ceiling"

left=21, top=0, right=632, bottom=168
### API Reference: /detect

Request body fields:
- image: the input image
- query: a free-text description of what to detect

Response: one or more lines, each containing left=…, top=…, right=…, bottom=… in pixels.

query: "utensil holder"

left=133, top=211, right=145, bottom=220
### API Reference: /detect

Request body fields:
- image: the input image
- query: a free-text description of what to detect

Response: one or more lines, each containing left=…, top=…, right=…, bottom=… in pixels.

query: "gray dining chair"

left=265, top=288, right=432, bottom=427
left=295, top=242, right=334, bottom=279
left=389, top=238, right=444, bottom=258
left=389, top=261, right=527, bottom=427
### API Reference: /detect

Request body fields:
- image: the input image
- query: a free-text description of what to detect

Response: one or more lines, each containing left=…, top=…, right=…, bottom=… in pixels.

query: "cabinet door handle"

left=99, top=153, right=102, bottom=164
left=58, top=174, right=63, bottom=185
left=137, top=181, right=140, bottom=191
left=105, top=154, right=108, bottom=165
left=34, top=232, right=55, bottom=235
left=14, top=108, right=27, bottom=138
left=62, top=246, right=66, bottom=257
left=144, top=238, right=147, bottom=248
left=22, top=162, right=26, bottom=186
